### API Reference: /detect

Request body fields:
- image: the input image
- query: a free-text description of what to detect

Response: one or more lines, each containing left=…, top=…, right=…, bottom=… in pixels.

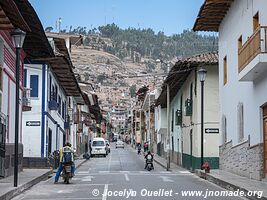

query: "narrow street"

left=13, top=144, right=245, bottom=200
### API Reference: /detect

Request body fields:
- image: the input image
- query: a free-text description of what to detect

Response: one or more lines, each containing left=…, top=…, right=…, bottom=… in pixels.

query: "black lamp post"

left=198, top=67, right=207, bottom=169
left=11, top=28, right=26, bottom=187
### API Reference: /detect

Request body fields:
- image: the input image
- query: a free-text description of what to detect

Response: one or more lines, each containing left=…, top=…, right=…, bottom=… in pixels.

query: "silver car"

left=115, top=140, right=124, bottom=148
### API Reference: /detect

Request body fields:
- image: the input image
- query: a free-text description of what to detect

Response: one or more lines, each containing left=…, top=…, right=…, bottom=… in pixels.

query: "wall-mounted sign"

left=26, top=121, right=40, bottom=126
left=205, top=128, right=219, bottom=134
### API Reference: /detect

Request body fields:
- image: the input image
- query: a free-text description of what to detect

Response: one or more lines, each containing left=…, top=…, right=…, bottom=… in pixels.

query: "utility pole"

left=148, top=91, right=151, bottom=150
left=166, top=83, right=170, bottom=171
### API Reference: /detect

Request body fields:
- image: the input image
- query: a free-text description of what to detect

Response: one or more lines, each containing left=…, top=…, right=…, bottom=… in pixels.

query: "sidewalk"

left=141, top=146, right=267, bottom=200
left=195, top=169, right=267, bottom=200
left=0, top=157, right=87, bottom=200
left=152, top=153, right=185, bottom=172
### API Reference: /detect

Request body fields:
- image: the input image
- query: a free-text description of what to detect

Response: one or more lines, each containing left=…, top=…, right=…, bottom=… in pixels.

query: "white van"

left=91, top=138, right=107, bottom=157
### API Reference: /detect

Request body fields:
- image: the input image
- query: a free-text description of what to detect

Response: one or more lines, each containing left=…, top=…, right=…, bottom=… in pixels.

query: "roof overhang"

left=14, top=0, right=54, bottom=59
left=193, top=0, right=234, bottom=32
left=156, top=52, right=218, bottom=107
left=0, top=0, right=30, bottom=31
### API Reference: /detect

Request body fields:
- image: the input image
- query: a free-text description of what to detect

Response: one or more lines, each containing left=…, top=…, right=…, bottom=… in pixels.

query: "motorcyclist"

left=144, top=151, right=154, bottom=169
left=54, top=142, right=75, bottom=183
left=137, top=143, right=141, bottom=154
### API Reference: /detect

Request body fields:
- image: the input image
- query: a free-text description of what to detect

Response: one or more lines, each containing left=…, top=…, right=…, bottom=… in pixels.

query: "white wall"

left=181, top=65, right=219, bottom=158
left=22, top=64, right=42, bottom=157
left=219, top=0, right=267, bottom=146
left=170, top=91, right=182, bottom=153
left=22, top=64, right=68, bottom=157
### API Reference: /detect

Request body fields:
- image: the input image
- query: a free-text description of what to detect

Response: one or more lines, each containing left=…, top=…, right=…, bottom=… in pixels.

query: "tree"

left=45, top=26, right=53, bottom=32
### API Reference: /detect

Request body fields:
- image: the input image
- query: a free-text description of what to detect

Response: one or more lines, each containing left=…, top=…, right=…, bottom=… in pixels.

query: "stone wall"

left=4, top=143, right=23, bottom=177
left=219, top=140, right=264, bottom=180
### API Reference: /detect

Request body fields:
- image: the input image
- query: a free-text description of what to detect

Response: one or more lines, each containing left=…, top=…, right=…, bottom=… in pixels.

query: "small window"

left=62, top=101, right=65, bottom=119
left=221, top=115, right=227, bottom=144
left=237, top=102, right=244, bottom=142
left=0, top=93, right=2, bottom=112
left=49, top=75, right=52, bottom=101
left=253, top=12, right=259, bottom=32
left=55, top=85, right=58, bottom=102
left=223, top=56, right=227, bottom=85
left=30, top=75, right=39, bottom=97
left=0, top=67, right=3, bottom=91
left=238, top=35, right=242, bottom=50
left=58, top=95, right=61, bottom=115
left=171, top=108, right=174, bottom=132
left=23, top=69, right=27, bottom=88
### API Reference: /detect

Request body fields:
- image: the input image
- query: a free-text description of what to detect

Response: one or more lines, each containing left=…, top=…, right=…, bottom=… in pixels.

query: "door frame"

left=262, top=105, right=267, bottom=177
left=190, top=129, right=193, bottom=170
left=263, top=117, right=267, bottom=177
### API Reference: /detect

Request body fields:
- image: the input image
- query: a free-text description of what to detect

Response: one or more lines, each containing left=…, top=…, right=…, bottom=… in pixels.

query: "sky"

left=29, top=0, right=204, bottom=36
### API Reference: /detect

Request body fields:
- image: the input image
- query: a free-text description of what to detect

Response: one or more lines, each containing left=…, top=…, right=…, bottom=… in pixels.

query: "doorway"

left=172, top=136, right=174, bottom=161
left=48, top=129, right=52, bottom=155
left=0, top=119, right=6, bottom=177
left=263, top=105, right=267, bottom=177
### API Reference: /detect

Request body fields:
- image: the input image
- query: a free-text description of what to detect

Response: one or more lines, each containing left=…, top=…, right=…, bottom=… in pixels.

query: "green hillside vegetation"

left=48, top=23, right=218, bottom=62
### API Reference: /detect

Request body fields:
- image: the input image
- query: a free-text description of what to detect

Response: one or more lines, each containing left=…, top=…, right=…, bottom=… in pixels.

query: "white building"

left=156, top=52, right=219, bottom=169
left=194, top=0, right=267, bottom=180
left=22, top=36, right=86, bottom=165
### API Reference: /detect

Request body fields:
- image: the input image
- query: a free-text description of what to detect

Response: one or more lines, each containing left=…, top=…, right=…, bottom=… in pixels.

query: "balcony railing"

left=22, top=88, right=31, bottom=112
left=238, top=26, right=267, bottom=73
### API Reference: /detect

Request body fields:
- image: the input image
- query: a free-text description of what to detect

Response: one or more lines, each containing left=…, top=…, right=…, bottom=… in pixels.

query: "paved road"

left=13, top=143, right=246, bottom=200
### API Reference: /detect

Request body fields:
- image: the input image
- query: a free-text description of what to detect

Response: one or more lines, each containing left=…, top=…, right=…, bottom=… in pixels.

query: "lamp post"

left=11, top=28, right=26, bottom=187
left=198, top=67, right=207, bottom=169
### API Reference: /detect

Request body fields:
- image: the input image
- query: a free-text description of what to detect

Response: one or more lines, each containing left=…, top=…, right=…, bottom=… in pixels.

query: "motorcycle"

left=137, top=147, right=141, bottom=155
left=146, top=159, right=154, bottom=171
left=61, top=163, right=72, bottom=184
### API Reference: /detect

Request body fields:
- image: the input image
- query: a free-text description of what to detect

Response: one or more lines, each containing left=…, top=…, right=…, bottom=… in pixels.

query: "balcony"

left=22, top=88, right=31, bottom=112
left=238, top=26, right=267, bottom=81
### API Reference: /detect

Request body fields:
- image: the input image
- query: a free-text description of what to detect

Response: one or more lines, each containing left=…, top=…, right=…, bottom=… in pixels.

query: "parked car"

left=105, top=140, right=110, bottom=153
left=91, top=138, right=107, bottom=157
left=116, top=140, right=124, bottom=149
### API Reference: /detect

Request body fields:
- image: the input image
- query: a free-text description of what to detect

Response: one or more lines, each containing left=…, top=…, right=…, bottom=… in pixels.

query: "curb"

left=153, top=157, right=172, bottom=172
left=75, top=158, right=88, bottom=169
left=0, top=169, right=53, bottom=200
left=0, top=159, right=88, bottom=200
left=195, top=170, right=267, bottom=200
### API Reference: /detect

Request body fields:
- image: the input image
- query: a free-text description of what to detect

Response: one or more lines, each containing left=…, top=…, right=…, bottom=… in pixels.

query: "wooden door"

left=264, top=119, right=267, bottom=176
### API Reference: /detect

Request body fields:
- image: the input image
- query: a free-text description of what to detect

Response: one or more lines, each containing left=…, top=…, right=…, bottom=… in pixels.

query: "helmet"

left=65, top=142, right=71, bottom=147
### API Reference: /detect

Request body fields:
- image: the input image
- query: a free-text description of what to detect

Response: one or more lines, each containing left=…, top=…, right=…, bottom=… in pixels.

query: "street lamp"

left=11, top=28, right=26, bottom=187
left=198, top=67, right=207, bottom=169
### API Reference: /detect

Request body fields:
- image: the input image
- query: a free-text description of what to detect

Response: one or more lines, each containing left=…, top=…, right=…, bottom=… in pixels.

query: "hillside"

left=66, top=24, right=218, bottom=111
